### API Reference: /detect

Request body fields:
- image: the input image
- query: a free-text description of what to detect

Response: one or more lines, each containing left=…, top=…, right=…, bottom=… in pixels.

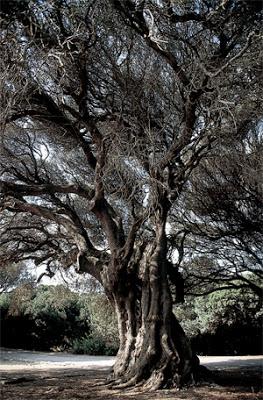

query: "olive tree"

left=0, top=0, right=262, bottom=389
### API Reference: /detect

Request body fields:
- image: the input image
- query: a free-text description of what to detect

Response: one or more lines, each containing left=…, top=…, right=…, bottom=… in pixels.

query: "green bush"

left=71, top=293, right=119, bottom=355
left=0, top=285, right=90, bottom=351
left=1, top=282, right=261, bottom=355
left=175, top=288, right=262, bottom=355
left=77, top=293, right=119, bottom=350
left=176, top=288, right=261, bottom=337
left=0, top=285, right=119, bottom=353
left=72, top=334, right=118, bottom=356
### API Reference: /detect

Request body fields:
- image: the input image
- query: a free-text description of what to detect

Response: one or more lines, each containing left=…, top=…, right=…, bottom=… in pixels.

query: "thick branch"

left=0, top=180, right=94, bottom=199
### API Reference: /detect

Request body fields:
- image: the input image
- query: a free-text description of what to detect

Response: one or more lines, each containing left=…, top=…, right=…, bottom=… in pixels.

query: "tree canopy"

left=170, top=124, right=263, bottom=300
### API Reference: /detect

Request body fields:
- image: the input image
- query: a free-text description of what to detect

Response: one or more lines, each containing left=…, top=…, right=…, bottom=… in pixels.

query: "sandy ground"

left=1, top=349, right=262, bottom=400
left=1, top=348, right=262, bottom=371
left=0, top=348, right=115, bottom=373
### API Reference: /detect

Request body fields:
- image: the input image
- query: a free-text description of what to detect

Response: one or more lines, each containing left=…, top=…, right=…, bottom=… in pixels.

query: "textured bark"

left=102, top=220, right=197, bottom=390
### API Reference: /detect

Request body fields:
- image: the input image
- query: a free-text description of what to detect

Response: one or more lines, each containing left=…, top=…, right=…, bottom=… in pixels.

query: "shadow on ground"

left=1, top=365, right=262, bottom=400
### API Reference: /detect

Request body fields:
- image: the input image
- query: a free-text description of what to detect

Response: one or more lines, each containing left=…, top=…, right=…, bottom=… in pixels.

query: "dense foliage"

left=0, top=285, right=118, bottom=354
left=176, top=288, right=262, bottom=355
left=1, top=283, right=261, bottom=356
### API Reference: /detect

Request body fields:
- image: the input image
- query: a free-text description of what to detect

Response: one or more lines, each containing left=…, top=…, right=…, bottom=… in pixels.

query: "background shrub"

left=78, top=293, right=119, bottom=350
left=72, top=334, right=118, bottom=356
left=0, top=285, right=90, bottom=351
left=1, top=283, right=261, bottom=355
left=175, top=288, right=262, bottom=355
left=0, top=284, right=119, bottom=354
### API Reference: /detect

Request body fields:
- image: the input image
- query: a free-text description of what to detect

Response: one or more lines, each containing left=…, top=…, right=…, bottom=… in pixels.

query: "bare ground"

left=1, top=365, right=262, bottom=400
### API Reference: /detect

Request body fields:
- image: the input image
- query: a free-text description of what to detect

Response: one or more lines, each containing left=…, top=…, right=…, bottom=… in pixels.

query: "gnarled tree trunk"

left=102, top=219, right=197, bottom=390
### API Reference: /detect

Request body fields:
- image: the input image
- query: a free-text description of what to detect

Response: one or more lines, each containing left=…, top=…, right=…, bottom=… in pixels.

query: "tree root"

left=103, top=359, right=213, bottom=392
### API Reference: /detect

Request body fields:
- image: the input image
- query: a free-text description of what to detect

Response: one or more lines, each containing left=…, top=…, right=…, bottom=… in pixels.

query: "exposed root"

left=110, top=376, right=138, bottom=389
left=143, top=370, right=164, bottom=391
left=104, top=355, right=209, bottom=391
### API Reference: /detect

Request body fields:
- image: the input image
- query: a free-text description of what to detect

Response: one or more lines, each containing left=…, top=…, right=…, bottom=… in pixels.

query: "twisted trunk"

left=102, top=219, right=197, bottom=390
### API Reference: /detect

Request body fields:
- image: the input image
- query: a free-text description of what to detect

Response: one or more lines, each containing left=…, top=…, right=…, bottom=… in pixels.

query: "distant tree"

left=0, top=262, right=32, bottom=293
left=0, top=0, right=262, bottom=389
